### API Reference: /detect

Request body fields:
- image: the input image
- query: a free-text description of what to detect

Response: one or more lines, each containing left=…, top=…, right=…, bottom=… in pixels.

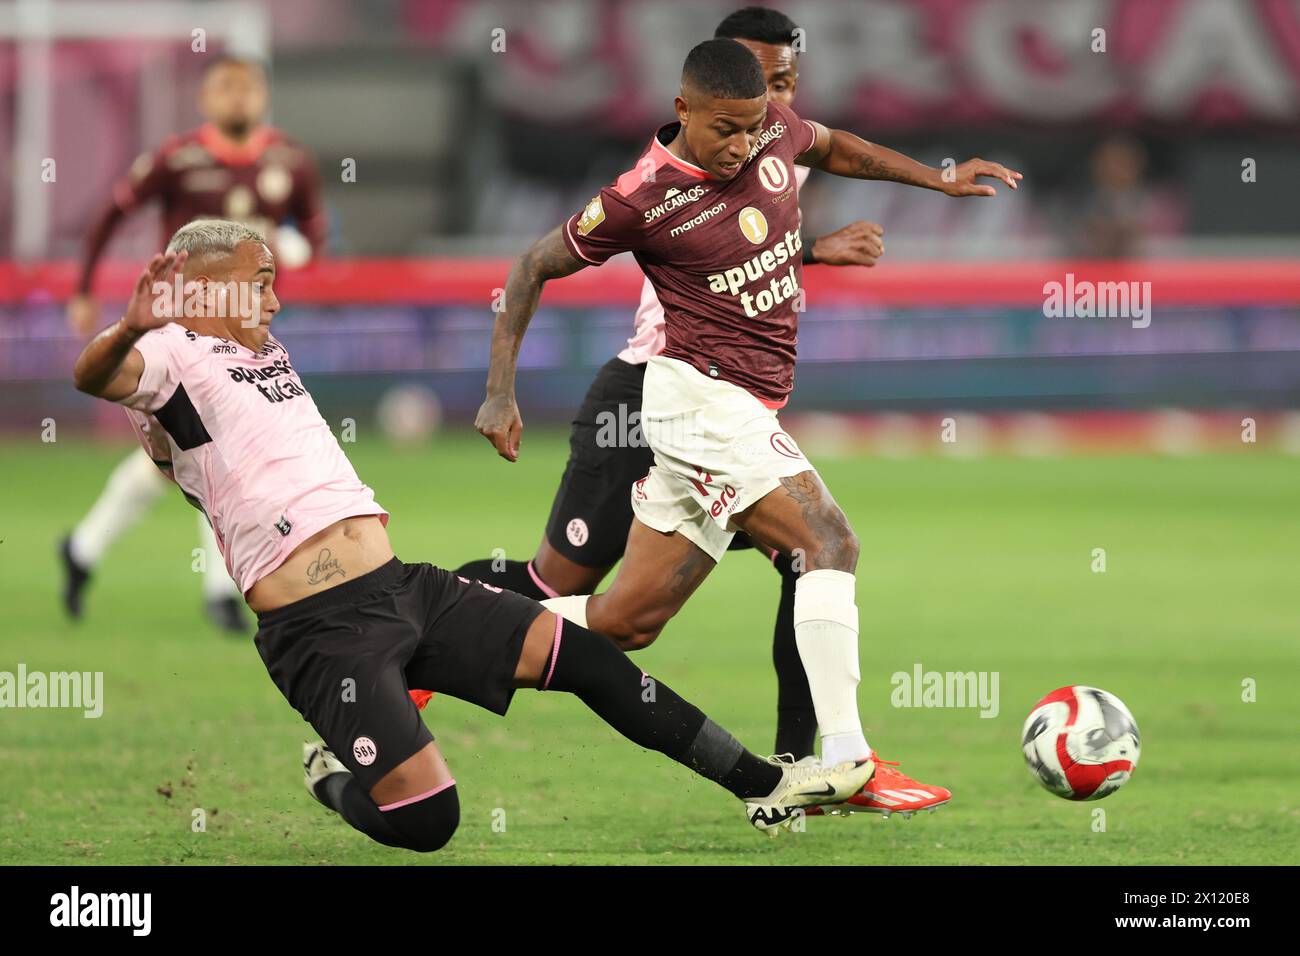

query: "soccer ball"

left=376, top=384, right=442, bottom=445
left=1021, top=685, right=1140, bottom=800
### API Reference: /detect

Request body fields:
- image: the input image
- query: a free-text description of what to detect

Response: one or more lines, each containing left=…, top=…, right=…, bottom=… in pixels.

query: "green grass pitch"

left=1, top=432, right=1296, bottom=865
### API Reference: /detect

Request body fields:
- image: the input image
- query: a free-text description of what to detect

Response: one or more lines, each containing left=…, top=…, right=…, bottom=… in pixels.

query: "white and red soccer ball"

left=1021, top=685, right=1140, bottom=800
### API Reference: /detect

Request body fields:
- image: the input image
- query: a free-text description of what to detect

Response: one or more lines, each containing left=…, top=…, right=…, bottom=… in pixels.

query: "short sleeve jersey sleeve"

left=561, top=189, right=645, bottom=265
left=119, top=325, right=189, bottom=414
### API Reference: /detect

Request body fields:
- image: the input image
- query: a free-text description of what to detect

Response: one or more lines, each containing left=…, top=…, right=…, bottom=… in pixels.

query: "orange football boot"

left=804, top=754, right=951, bottom=818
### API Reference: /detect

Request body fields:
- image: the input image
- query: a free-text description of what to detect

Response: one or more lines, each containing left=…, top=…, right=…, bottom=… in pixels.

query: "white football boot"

left=745, top=754, right=876, bottom=836
left=302, top=741, right=348, bottom=806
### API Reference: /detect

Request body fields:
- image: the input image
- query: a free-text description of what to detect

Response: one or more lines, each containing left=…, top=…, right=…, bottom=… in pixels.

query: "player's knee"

left=807, top=506, right=859, bottom=572
left=382, top=784, right=460, bottom=853
left=618, top=606, right=672, bottom=650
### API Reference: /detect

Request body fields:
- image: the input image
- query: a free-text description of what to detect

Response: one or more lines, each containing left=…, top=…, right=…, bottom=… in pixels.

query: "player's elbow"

left=72, top=361, right=100, bottom=397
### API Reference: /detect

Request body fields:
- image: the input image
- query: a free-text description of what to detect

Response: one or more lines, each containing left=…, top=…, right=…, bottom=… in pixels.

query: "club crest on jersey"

left=758, top=155, right=790, bottom=194
left=577, top=195, right=606, bottom=236
left=738, top=206, right=769, bottom=244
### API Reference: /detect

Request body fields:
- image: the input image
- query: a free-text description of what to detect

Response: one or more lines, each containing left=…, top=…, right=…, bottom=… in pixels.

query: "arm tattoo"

left=851, top=152, right=913, bottom=185
left=503, top=230, right=585, bottom=336
left=305, top=548, right=346, bottom=586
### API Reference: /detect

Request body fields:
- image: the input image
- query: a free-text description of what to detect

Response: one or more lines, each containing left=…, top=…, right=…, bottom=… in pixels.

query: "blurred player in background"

left=454, top=4, right=883, bottom=763
left=60, top=54, right=326, bottom=633
left=477, top=36, right=1022, bottom=817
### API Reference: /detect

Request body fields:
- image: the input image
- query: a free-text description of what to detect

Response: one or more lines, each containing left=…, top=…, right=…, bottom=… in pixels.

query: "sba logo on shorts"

left=353, top=736, right=378, bottom=766
left=566, top=518, right=589, bottom=547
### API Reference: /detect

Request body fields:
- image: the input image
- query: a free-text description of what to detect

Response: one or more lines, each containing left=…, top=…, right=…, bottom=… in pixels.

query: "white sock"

left=540, top=594, right=589, bottom=629
left=793, top=569, right=870, bottom=765
left=197, top=512, right=240, bottom=600
left=69, top=449, right=167, bottom=567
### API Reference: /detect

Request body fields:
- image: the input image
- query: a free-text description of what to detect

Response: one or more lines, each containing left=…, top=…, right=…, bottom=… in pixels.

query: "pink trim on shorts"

left=527, top=560, right=561, bottom=599
left=378, top=778, right=456, bottom=812
left=541, top=613, right=564, bottom=691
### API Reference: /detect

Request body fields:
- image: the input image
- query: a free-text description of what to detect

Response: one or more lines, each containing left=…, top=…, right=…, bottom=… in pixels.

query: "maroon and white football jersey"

left=562, top=100, right=817, bottom=408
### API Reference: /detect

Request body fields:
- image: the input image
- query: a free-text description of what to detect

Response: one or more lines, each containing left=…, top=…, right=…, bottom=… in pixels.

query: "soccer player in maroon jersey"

left=452, top=5, right=882, bottom=779
left=475, top=38, right=1021, bottom=814
left=60, top=55, right=326, bottom=633
left=70, top=220, right=874, bottom=847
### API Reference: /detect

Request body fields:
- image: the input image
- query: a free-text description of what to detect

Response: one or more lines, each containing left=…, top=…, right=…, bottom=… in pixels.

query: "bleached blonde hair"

left=165, top=218, right=266, bottom=259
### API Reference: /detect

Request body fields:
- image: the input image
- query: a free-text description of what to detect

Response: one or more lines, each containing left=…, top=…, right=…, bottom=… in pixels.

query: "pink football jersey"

left=118, top=323, right=387, bottom=595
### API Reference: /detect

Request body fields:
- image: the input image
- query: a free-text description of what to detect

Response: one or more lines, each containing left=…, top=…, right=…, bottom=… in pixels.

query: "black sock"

left=544, top=620, right=782, bottom=799
left=454, top=557, right=548, bottom=600
left=772, top=554, right=817, bottom=758
left=316, top=772, right=407, bottom=848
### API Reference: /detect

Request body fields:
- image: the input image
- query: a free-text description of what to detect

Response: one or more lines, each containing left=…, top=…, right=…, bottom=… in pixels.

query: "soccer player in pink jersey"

left=454, top=6, right=884, bottom=773
left=60, top=56, right=326, bottom=634
left=475, top=38, right=1022, bottom=816
left=71, top=218, right=875, bottom=848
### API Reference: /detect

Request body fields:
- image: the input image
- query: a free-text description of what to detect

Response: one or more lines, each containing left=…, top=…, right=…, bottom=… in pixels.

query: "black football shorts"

left=543, top=356, right=655, bottom=568
left=254, top=558, right=544, bottom=789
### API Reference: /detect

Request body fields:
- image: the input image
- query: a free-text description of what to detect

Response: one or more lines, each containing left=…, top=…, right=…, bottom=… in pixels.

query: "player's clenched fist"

left=122, top=251, right=189, bottom=334
left=812, top=221, right=884, bottom=267
left=941, top=158, right=1023, bottom=197
left=476, top=392, right=523, bottom=462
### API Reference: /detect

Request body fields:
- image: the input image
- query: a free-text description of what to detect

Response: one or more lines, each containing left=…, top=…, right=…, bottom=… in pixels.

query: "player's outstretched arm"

left=73, top=252, right=186, bottom=401
left=476, top=226, right=587, bottom=462
left=808, top=220, right=885, bottom=267
left=797, top=122, right=1022, bottom=197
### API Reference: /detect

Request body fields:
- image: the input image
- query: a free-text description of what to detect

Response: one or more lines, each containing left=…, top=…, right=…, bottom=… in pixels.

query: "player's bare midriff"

left=245, top=514, right=394, bottom=613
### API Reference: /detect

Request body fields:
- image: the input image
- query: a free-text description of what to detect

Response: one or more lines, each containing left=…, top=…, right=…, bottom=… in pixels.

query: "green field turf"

left=1, top=433, right=1296, bottom=865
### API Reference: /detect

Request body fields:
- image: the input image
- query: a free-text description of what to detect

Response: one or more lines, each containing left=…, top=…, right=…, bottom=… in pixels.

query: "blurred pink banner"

left=401, top=0, right=1300, bottom=131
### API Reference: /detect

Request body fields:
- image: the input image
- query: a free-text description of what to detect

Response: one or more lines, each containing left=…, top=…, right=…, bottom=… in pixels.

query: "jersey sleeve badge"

left=576, top=195, right=606, bottom=236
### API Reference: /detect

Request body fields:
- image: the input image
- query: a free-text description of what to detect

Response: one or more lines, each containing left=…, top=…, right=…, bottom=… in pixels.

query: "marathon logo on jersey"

left=746, top=119, right=787, bottom=161
left=669, top=201, right=727, bottom=238
left=706, top=230, right=804, bottom=318
left=226, top=357, right=308, bottom=403
left=644, top=184, right=710, bottom=223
